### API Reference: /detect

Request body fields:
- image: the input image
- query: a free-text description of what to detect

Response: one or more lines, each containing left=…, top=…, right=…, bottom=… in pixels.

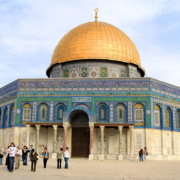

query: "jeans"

left=9, top=157, right=14, bottom=171
left=64, top=158, right=69, bottom=169
left=0, top=158, right=3, bottom=164
left=57, top=159, right=62, bottom=169
left=139, top=154, right=143, bottom=161
left=22, top=155, right=27, bottom=165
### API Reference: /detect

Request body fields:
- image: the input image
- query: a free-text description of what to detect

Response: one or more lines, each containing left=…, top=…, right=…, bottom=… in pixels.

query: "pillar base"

left=100, top=154, right=104, bottom=161
left=89, top=154, right=94, bottom=160
left=118, top=154, right=123, bottom=160
left=52, top=153, right=57, bottom=159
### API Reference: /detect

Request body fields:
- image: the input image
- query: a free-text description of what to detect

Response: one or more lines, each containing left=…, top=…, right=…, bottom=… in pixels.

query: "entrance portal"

left=71, top=112, right=89, bottom=158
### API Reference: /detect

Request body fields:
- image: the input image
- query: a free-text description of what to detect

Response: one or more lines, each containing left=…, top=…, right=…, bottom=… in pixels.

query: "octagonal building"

left=0, top=13, right=180, bottom=160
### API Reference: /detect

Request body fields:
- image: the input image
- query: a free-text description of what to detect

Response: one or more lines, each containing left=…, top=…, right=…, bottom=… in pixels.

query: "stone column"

left=171, top=131, right=176, bottom=156
left=35, top=125, right=41, bottom=154
left=118, top=126, right=123, bottom=160
left=89, top=122, right=94, bottom=160
left=129, top=126, right=134, bottom=160
left=26, top=125, right=30, bottom=149
left=52, top=125, right=58, bottom=159
left=161, top=130, right=165, bottom=155
left=100, top=126, right=105, bottom=160
left=63, top=124, right=68, bottom=152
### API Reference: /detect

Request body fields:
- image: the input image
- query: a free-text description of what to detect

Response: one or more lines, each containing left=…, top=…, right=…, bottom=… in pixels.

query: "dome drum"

left=47, top=60, right=144, bottom=78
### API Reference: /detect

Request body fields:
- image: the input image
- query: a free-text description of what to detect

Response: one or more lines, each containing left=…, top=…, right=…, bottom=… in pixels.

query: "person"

left=8, top=142, right=16, bottom=172
left=144, top=147, right=147, bottom=162
left=29, top=145, right=33, bottom=161
left=64, top=147, right=69, bottom=169
left=15, top=146, right=22, bottom=169
left=5, top=146, right=10, bottom=169
left=139, top=149, right=143, bottom=162
left=57, top=148, right=63, bottom=169
left=30, top=149, right=38, bottom=172
left=22, top=146, right=30, bottom=165
left=0, top=146, right=5, bottom=165
left=42, top=147, right=49, bottom=168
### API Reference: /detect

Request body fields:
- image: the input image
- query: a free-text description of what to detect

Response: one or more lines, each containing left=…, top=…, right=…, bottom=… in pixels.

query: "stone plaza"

left=0, top=158, right=180, bottom=180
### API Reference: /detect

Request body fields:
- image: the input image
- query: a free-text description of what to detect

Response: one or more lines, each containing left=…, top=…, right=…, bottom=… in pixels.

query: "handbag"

left=0, top=154, right=3, bottom=158
left=146, top=152, right=149, bottom=156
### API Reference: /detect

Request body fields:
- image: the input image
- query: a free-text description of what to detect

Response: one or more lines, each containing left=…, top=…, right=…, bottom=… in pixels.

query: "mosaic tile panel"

left=32, top=102, right=37, bottom=121
left=120, top=70, right=127, bottom=77
left=173, top=107, right=176, bottom=129
left=110, top=102, right=114, bottom=122
left=80, top=67, right=88, bottom=77
left=163, top=106, right=166, bottom=127
left=50, top=102, right=54, bottom=121
left=63, top=70, right=68, bottom=78
left=128, top=102, right=132, bottom=121
left=89, top=67, right=99, bottom=78
left=69, top=68, right=79, bottom=78
left=109, top=68, right=119, bottom=78
left=100, top=67, right=107, bottom=77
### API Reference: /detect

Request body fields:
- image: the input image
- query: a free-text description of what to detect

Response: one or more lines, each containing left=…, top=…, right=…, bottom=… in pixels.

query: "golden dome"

left=48, top=21, right=143, bottom=73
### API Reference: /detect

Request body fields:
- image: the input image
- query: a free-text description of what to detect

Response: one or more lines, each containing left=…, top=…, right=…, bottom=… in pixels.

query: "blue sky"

left=0, top=0, right=180, bottom=87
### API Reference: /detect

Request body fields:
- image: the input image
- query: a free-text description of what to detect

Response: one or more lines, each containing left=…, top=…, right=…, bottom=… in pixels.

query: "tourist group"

left=0, top=142, right=69, bottom=172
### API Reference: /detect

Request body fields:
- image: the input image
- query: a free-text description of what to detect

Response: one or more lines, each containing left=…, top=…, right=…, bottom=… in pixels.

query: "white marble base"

left=89, top=154, right=94, bottom=160
left=99, top=155, right=104, bottom=161
left=118, top=154, right=123, bottom=160
left=52, top=153, right=57, bottom=159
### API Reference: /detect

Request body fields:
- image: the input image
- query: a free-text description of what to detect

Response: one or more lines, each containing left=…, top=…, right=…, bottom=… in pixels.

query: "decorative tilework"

left=163, top=106, right=166, bottom=127
left=100, top=67, right=107, bottom=77
left=69, top=68, right=79, bottom=78
left=89, top=67, right=99, bottom=78
left=173, top=107, right=176, bottom=129
left=63, top=70, right=68, bottom=78
left=32, top=102, right=36, bottom=121
left=50, top=102, right=54, bottom=121
left=128, top=102, right=132, bottom=121
left=110, top=102, right=114, bottom=122
left=120, top=70, right=127, bottom=77
left=80, top=67, right=88, bottom=77
left=109, top=68, right=119, bottom=78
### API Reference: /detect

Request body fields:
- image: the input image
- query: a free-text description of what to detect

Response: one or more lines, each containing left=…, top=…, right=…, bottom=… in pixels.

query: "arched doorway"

left=70, top=110, right=90, bottom=158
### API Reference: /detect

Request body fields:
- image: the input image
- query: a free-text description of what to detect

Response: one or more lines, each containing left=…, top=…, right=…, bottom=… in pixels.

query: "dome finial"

left=94, top=8, right=99, bottom=22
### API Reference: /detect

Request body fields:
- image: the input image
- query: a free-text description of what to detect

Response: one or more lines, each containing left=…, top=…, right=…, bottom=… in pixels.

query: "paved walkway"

left=0, top=158, right=180, bottom=180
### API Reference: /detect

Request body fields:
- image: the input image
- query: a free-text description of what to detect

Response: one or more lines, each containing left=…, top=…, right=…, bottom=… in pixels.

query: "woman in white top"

left=64, top=147, right=69, bottom=169
left=144, top=147, right=147, bottom=162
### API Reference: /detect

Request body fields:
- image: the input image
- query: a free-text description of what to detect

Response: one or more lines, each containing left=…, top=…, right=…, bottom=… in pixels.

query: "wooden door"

left=72, top=128, right=90, bottom=158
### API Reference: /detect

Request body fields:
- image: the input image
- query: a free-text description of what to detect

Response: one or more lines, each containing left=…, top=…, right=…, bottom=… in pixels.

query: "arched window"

left=154, top=105, right=161, bottom=127
left=176, top=110, right=180, bottom=128
left=22, top=103, right=32, bottom=124
left=39, top=104, right=48, bottom=121
left=116, top=104, right=127, bottom=122
left=56, top=104, right=65, bottom=121
left=0, top=109, right=2, bottom=127
left=165, top=108, right=171, bottom=127
left=10, top=105, right=15, bottom=126
left=134, top=103, right=144, bottom=124
left=98, top=104, right=108, bottom=121
left=4, top=107, right=8, bottom=127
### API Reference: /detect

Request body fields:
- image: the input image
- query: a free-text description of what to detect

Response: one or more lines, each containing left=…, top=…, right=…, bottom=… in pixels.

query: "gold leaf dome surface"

left=50, top=21, right=141, bottom=69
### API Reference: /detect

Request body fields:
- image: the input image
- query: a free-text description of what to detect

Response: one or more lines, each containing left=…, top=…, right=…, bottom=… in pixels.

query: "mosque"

left=0, top=9, right=180, bottom=160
